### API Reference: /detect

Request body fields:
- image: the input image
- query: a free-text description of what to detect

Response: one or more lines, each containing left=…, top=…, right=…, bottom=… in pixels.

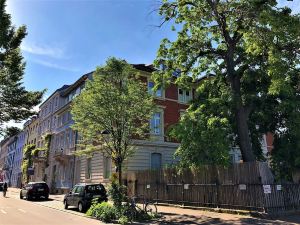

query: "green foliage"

left=3, top=127, right=21, bottom=138
left=118, top=216, right=130, bottom=225
left=21, top=144, right=35, bottom=183
left=0, top=0, right=44, bottom=136
left=108, top=180, right=127, bottom=210
left=71, top=57, right=156, bottom=183
left=170, top=78, right=232, bottom=167
left=153, top=0, right=300, bottom=163
left=86, top=202, right=117, bottom=223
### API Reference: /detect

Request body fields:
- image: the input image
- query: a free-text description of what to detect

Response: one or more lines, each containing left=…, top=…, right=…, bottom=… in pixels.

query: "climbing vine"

left=21, top=144, right=35, bottom=184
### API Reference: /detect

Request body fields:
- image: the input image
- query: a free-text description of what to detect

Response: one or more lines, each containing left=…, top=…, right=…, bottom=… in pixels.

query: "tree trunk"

left=117, top=163, right=122, bottom=185
left=235, top=107, right=256, bottom=162
left=228, top=63, right=256, bottom=162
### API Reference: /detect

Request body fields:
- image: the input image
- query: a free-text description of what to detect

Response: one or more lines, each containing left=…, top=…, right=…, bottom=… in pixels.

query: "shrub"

left=118, top=216, right=130, bottom=225
left=86, top=202, right=116, bottom=223
left=108, top=181, right=127, bottom=210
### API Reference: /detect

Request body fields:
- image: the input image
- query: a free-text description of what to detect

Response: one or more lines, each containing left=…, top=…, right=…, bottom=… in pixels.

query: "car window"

left=86, top=185, right=105, bottom=194
left=33, top=183, right=47, bottom=188
left=75, top=186, right=84, bottom=194
left=71, top=186, right=78, bottom=194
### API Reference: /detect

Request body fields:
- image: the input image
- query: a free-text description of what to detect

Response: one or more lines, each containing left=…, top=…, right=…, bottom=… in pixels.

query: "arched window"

left=151, top=153, right=162, bottom=169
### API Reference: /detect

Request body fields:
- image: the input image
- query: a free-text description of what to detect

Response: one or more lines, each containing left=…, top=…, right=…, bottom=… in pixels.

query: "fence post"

left=216, top=180, right=219, bottom=208
left=156, top=180, right=159, bottom=203
left=182, top=180, right=185, bottom=206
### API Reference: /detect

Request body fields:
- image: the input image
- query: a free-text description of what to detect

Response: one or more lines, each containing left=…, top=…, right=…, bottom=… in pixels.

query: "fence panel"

left=127, top=166, right=300, bottom=214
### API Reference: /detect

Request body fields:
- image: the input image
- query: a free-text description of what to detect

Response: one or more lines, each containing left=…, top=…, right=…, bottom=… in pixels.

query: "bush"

left=86, top=202, right=116, bottom=223
left=118, top=216, right=130, bottom=225
left=108, top=181, right=127, bottom=210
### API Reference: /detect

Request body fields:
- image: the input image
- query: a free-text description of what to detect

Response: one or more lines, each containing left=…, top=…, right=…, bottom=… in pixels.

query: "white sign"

left=276, top=185, right=282, bottom=191
left=146, top=184, right=150, bottom=189
left=263, top=185, right=272, bottom=194
left=184, top=184, right=189, bottom=190
left=239, top=184, right=247, bottom=190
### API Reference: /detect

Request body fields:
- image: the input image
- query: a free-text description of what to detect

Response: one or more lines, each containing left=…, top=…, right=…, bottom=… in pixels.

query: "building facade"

left=47, top=75, right=90, bottom=193
left=11, top=131, right=26, bottom=187
left=0, top=138, right=10, bottom=182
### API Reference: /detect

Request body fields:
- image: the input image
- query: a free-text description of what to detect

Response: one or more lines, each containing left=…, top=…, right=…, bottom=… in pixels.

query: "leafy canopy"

left=0, top=0, right=44, bottom=136
left=153, top=0, right=300, bottom=166
left=71, top=58, right=156, bottom=182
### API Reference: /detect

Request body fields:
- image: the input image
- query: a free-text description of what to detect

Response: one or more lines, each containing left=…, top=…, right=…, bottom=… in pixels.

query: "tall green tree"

left=153, top=0, right=300, bottom=164
left=71, top=58, right=155, bottom=184
left=0, top=0, right=44, bottom=135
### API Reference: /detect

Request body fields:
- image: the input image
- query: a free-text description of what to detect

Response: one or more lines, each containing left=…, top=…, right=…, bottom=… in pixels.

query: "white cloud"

left=277, top=0, right=300, bottom=14
left=21, top=42, right=67, bottom=59
left=31, top=59, right=79, bottom=72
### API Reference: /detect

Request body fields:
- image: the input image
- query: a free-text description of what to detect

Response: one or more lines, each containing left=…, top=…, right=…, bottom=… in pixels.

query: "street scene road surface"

left=2, top=189, right=300, bottom=225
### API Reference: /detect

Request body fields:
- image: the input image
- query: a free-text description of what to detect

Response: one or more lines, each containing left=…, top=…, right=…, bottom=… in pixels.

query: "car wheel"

left=78, top=202, right=85, bottom=213
left=64, top=200, right=69, bottom=210
left=26, top=194, right=32, bottom=201
left=45, top=195, right=49, bottom=200
left=20, top=193, right=23, bottom=199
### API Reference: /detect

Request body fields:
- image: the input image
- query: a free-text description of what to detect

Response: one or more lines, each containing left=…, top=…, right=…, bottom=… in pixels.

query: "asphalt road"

left=0, top=193, right=101, bottom=225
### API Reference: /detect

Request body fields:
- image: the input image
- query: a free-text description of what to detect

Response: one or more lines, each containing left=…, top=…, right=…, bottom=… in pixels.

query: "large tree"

left=153, top=0, right=300, bottom=163
left=0, top=0, right=44, bottom=135
left=71, top=58, right=155, bottom=184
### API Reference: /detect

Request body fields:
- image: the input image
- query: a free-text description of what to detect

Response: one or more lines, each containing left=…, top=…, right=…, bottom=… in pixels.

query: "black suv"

left=64, top=183, right=108, bottom=212
left=20, top=182, right=49, bottom=200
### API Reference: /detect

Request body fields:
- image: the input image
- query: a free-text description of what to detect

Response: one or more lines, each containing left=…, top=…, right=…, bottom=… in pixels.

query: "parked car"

left=20, top=182, right=49, bottom=200
left=64, top=183, right=108, bottom=212
left=0, top=182, right=3, bottom=191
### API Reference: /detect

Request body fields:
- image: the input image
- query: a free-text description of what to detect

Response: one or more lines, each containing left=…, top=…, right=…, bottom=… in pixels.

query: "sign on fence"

left=263, top=185, right=272, bottom=194
left=239, top=184, right=247, bottom=190
left=184, top=184, right=189, bottom=190
left=276, top=185, right=282, bottom=191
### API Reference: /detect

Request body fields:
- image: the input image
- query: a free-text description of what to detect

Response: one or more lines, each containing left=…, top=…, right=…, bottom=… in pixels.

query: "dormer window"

left=178, top=88, right=192, bottom=103
left=148, top=81, right=162, bottom=98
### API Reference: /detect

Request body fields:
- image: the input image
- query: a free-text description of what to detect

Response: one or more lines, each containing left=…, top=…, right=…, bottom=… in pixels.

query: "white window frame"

left=150, top=108, right=164, bottom=139
left=178, top=88, right=192, bottom=104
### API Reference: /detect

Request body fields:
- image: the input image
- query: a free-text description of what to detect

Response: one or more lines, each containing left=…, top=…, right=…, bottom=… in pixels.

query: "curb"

left=155, top=203, right=267, bottom=218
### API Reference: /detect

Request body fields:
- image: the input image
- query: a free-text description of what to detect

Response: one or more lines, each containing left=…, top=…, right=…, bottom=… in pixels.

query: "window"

left=151, top=153, right=162, bottom=169
left=148, top=81, right=162, bottom=97
left=103, top=156, right=112, bottom=179
left=86, top=158, right=92, bottom=179
left=150, top=112, right=162, bottom=135
left=178, top=88, right=192, bottom=103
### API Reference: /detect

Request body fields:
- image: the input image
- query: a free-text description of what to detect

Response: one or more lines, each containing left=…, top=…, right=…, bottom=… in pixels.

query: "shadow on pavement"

left=152, top=212, right=300, bottom=225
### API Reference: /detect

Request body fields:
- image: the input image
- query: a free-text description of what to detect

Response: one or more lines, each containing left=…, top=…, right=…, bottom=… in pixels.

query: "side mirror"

left=69, top=191, right=72, bottom=194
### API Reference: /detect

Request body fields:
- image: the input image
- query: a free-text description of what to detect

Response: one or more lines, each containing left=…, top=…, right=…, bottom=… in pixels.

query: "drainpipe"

left=71, top=131, right=78, bottom=188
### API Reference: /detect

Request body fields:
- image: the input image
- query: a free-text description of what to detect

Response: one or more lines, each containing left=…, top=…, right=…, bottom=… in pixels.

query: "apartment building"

left=10, top=131, right=26, bottom=187
left=47, top=74, right=91, bottom=193
left=0, top=138, right=10, bottom=182
left=78, top=64, right=191, bottom=188
left=6, top=136, right=18, bottom=186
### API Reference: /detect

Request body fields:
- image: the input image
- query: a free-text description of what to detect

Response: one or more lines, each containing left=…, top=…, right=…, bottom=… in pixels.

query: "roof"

left=131, top=64, right=154, bottom=73
left=61, top=72, right=93, bottom=97
left=39, top=84, right=70, bottom=108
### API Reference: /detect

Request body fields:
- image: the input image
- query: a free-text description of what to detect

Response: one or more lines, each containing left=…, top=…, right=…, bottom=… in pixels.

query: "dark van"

left=64, top=183, right=107, bottom=212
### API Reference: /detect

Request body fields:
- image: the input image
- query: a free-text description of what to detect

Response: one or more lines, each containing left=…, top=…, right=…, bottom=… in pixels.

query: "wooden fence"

left=125, top=163, right=300, bottom=215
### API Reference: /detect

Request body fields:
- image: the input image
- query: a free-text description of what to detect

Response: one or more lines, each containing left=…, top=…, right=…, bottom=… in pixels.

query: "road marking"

left=18, top=209, right=26, bottom=213
left=1, top=209, right=7, bottom=214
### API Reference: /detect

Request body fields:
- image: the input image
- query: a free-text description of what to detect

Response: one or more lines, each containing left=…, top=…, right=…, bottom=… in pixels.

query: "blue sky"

left=6, top=0, right=300, bottom=96
left=7, top=0, right=176, bottom=96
